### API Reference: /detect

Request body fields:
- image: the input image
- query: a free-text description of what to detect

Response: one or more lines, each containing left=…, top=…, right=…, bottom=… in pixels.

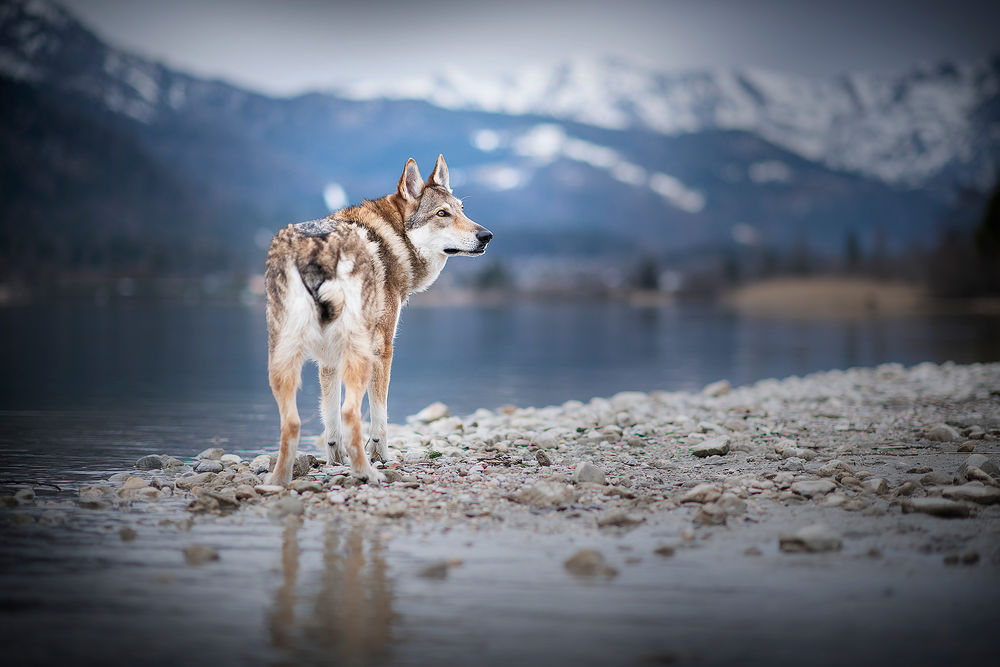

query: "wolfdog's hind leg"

left=342, top=356, right=385, bottom=485
left=266, top=355, right=303, bottom=487
left=366, top=344, right=393, bottom=463
left=318, top=364, right=347, bottom=464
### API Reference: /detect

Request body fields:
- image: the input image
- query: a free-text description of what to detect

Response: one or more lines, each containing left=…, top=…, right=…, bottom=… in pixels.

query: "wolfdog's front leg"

left=342, top=356, right=385, bottom=484
left=318, top=365, right=348, bottom=465
left=266, top=356, right=302, bottom=487
left=366, top=344, right=393, bottom=463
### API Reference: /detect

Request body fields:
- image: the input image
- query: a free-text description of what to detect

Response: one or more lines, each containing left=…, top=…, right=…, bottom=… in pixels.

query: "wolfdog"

left=263, top=155, right=492, bottom=485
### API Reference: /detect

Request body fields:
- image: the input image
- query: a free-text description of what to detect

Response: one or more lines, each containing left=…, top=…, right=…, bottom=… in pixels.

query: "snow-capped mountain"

left=340, top=55, right=1000, bottom=190
left=0, top=0, right=996, bottom=279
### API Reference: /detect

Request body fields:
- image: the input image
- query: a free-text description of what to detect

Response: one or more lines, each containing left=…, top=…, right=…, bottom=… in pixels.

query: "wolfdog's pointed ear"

left=398, top=158, right=423, bottom=203
left=427, top=154, right=451, bottom=192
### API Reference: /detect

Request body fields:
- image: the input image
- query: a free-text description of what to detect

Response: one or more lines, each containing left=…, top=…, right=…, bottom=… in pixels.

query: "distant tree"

left=633, top=255, right=660, bottom=290
left=475, top=261, right=512, bottom=290
left=843, top=229, right=862, bottom=272
left=974, top=180, right=1000, bottom=260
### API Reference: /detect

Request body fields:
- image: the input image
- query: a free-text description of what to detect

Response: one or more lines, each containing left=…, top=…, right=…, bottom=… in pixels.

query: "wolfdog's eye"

left=436, top=209, right=449, bottom=217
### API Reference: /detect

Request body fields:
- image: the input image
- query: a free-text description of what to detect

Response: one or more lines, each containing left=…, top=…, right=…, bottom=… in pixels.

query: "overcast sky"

left=57, top=0, right=1000, bottom=96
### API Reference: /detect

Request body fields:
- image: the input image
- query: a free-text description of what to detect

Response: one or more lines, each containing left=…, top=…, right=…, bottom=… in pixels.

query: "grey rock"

left=535, top=450, right=552, bottom=466
left=289, top=479, right=324, bottom=494
left=220, top=454, right=242, bottom=466
left=293, top=453, right=312, bottom=478
left=958, top=454, right=999, bottom=480
left=940, top=482, right=1000, bottom=505
left=195, top=460, right=224, bottom=474
left=957, top=441, right=976, bottom=452
left=183, top=544, right=220, bottom=566
left=716, top=493, right=747, bottom=515
left=197, top=447, right=225, bottom=460
left=175, top=472, right=216, bottom=490
left=920, top=472, right=953, bottom=487
left=118, top=527, right=138, bottom=542
left=925, top=423, right=961, bottom=442
left=250, top=454, right=272, bottom=475
left=573, top=461, right=606, bottom=485
left=860, top=477, right=889, bottom=495
left=161, top=456, right=185, bottom=469
left=412, top=401, right=450, bottom=423
left=779, top=524, right=843, bottom=553
left=512, top=481, right=576, bottom=508
left=817, top=460, right=855, bottom=477
left=235, top=484, right=257, bottom=500
left=702, top=379, right=731, bottom=397
left=135, top=455, right=164, bottom=470
left=902, top=497, right=973, bottom=518
left=254, top=484, right=284, bottom=496
left=680, top=483, right=722, bottom=504
left=791, top=479, right=837, bottom=498
left=564, top=549, right=617, bottom=578
left=691, top=435, right=731, bottom=458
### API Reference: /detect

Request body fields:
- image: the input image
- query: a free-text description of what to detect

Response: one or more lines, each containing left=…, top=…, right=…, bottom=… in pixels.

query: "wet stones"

left=690, top=436, right=730, bottom=458
left=135, top=455, right=164, bottom=470
left=779, top=524, right=843, bottom=553
left=175, top=473, right=216, bottom=490
left=957, top=454, right=999, bottom=482
left=195, top=460, right=224, bottom=474
left=292, top=453, right=313, bottom=478
left=902, top=497, right=973, bottom=518
left=774, top=439, right=817, bottom=461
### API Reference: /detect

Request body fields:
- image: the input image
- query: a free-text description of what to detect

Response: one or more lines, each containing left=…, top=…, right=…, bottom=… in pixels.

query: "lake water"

left=1, top=301, right=999, bottom=666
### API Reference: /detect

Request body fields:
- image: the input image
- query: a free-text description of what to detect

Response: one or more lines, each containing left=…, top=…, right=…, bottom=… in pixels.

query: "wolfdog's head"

left=396, top=155, right=492, bottom=257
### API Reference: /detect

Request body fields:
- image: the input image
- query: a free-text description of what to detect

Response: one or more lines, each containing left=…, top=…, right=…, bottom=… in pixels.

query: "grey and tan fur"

left=264, top=155, right=492, bottom=485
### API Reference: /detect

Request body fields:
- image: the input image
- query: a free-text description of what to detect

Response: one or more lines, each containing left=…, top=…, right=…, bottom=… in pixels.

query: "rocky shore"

left=6, top=361, right=1000, bottom=569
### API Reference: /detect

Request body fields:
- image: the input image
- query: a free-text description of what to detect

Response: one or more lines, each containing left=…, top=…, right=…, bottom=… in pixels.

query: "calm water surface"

left=1, top=301, right=998, bottom=666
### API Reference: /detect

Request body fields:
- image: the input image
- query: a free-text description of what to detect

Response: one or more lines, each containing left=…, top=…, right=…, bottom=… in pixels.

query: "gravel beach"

left=13, top=360, right=996, bottom=562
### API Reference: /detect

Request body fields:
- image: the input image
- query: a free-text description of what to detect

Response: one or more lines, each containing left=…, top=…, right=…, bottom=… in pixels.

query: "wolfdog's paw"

left=352, top=465, right=386, bottom=486
left=265, top=470, right=292, bottom=487
left=367, top=438, right=390, bottom=463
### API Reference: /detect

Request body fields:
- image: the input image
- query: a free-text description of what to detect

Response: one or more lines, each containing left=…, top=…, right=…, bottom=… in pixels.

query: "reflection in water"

left=269, top=519, right=394, bottom=666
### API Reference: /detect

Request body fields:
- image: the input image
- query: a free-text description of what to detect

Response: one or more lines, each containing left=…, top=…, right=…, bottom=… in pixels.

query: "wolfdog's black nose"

left=477, top=229, right=493, bottom=244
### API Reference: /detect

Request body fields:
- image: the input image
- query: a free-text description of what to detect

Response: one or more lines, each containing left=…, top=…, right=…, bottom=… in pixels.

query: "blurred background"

left=1, top=0, right=999, bottom=416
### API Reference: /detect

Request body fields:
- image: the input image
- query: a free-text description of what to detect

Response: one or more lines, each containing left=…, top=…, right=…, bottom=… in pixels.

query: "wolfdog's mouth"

left=444, top=248, right=461, bottom=255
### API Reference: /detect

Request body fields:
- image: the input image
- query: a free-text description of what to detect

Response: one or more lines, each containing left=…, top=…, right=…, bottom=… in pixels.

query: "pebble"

left=702, top=379, right=731, bottom=397
left=790, top=479, right=837, bottom=498
left=250, top=454, right=272, bottom=475
left=326, top=491, right=347, bottom=504
left=654, top=545, right=675, bottom=557
left=220, top=454, right=242, bottom=466
left=940, top=482, right=1000, bottom=505
left=690, top=435, right=730, bottom=458
left=175, top=473, right=216, bottom=490
left=378, top=503, right=407, bottom=518
left=293, top=453, right=312, bottom=478
left=958, top=454, right=999, bottom=480
left=680, top=483, right=722, bottom=504
left=920, top=472, right=953, bottom=487
left=197, top=447, right=225, bottom=460
left=924, top=423, right=961, bottom=442
left=412, top=401, right=450, bottom=423
left=957, top=441, right=975, bottom=452
left=779, top=524, right=843, bottom=553
left=512, top=481, right=576, bottom=508
left=119, top=527, right=138, bottom=542
left=860, top=478, right=889, bottom=495
left=254, top=484, right=284, bottom=496
left=121, top=477, right=148, bottom=490
left=183, top=544, right=220, bottom=566
left=535, top=450, right=552, bottom=467
left=195, top=460, right=224, bottom=474
left=14, top=488, right=35, bottom=502
left=564, top=549, right=618, bottom=578
left=693, top=503, right=727, bottom=526
left=573, top=461, right=606, bottom=485
left=902, top=497, right=973, bottom=518
left=418, top=558, right=462, bottom=579
left=135, top=455, right=164, bottom=470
